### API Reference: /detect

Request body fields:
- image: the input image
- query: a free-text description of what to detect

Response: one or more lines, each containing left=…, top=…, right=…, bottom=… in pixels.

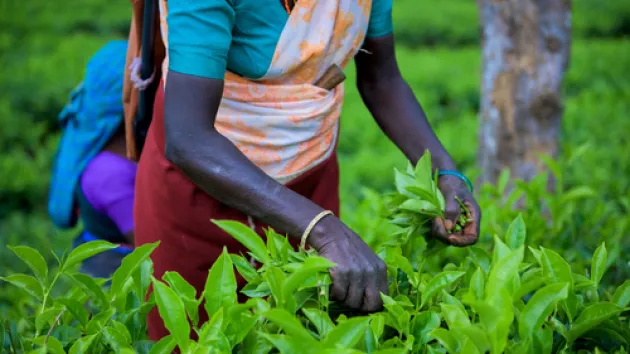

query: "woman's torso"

left=155, top=0, right=392, bottom=183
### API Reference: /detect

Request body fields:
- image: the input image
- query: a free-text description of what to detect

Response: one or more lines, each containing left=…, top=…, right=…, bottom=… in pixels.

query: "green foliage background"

left=0, top=0, right=629, bottom=313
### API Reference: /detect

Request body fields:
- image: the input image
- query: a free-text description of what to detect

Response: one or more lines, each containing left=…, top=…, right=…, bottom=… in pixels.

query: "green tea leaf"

left=103, top=325, right=132, bottom=351
left=198, top=307, right=224, bottom=345
left=111, top=320, right=132, bottom=344
left=0, top=274, right=44, bottom=300
left=612, top=280, right=630, bottom=307
left=370, top=314, right=386, bottom=341
left=152, top=279, right=190, bottom=352
left=204, top=247, right=238, bottom=319
left=133, top=258, right=154, bottom=303
left=265, top=266, right=288, bottom=309
left=411, top=311, right=441, bottom=346
left=420, top=271, right=465, bottom=309
left=399, top=199, right=440, bottom=216
left=529, top=247, right=542, bottom=265
left=57, top=298, right=90, bottom=327
left=561, top=186, right=596, bottom=203
left=532, top=325, right=553, bottom=354
left=148, top=335, right=176, bottom=354
left=241, top=330, right=274, bottom=354
left=441, top=303, right=471, bottom=328
left=68, top=334, right=97, bottom=354
left=110, top=242, right=160, bottom=299
left=213, top=220, right=270, bottom=263
left=469, top=267, right=485, bottom=300
left=516, top=273, right=545, bottom=300
left=394, top=254, right=417, bottom=287
left=374, top=350, right=411, bottom=354
left=450, top=325, right=490, bottom=353
left=468, top=289, right=513, bottom=354
left=505, top=214, right=526, bottom=250
left=394, top=168, right=416, bottom=197
left=241, top=281, right=272, bottom=298
left=69, top=272, right=108, bottom=306
left=486, top=247, right=524, bottom=299
left=32, top=336, right=64, bottom=354
left=414, top=150, right=433, bottom=191
left=231, top=254, right=260, bottom=283
left=428, top=328, right=459, bottom=353
left=302, top=308, right=334, bottom=338
left=259, top=333, right=304, bottom=354
left=519, top=282, right=569, bottom=338
left=50, top=325, right=82, bottom=347
left=63, top=241, right=117, bottom=270
left=8, top=246, right=48, bottom=284
left=566, top=302, right=624, bottom=343
left=406, top=186, right=437, bottom=204
left=460, top=337, right=481, bottom=354
left=323, top=317, right=370, bottom=349
left=540, top=248, right=573, bottom=287
left=263, top=309, right=319, bottom=346
left=35, top=307, right=63, bottom=333
left=492, top=235, right=511, bottom=263
left=164, top=271, right=199, bottom=326
left=0, top=321, right=4, bottom=351
left=283, top=256, right=335, bottom=299
left=590, top=242, right=607, bottom=286
left=86, top=308, right=115, bottom=335
left=468, top=247, right=491, bottom=274
left=267, top=230, right=279, bottom=260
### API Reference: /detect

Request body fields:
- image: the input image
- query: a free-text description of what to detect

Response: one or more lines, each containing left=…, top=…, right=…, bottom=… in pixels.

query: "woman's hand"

left=308, top=216, right=388, bottom=312
left=432, top=175, right=482, bottom=247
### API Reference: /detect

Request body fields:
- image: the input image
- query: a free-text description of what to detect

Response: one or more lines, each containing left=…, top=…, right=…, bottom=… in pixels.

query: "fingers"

left=344, top=268, right=365, bottom=309
left=459, top=200, right=481, bottom=245
left=361, top=274, right=380, bottom=312
left=445, top=200, right=481, bottom=247
left=329, top=267, right=349, bottom=302
left=432, top=217, right=451, bottom=244
left=443, top=193, right=461, bottom=231
left=361, top=258, right=387, bottom=312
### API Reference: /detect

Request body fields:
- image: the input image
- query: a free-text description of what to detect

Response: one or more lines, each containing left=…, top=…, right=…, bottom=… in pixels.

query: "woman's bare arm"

left=163, top=71, right=388, bottom=311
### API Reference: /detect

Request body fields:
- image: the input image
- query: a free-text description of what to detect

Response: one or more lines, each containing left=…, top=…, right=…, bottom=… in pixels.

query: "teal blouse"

left=166, top=0, right=393, bottom=80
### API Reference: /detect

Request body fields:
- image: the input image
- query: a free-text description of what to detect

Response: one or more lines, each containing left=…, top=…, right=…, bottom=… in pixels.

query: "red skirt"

left=134, top=83, right=340, bottom=341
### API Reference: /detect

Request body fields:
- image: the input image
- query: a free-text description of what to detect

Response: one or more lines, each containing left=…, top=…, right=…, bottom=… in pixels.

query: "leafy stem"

left=44, top=309, right=66, bottom=345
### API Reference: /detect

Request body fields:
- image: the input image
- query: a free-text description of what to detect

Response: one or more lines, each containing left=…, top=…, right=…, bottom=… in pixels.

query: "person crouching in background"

left=48, top=40, right=136, bottom=278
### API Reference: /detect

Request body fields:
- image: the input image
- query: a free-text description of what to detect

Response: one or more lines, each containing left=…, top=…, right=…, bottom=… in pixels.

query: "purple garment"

left=80, top=151, right=137, bottom=234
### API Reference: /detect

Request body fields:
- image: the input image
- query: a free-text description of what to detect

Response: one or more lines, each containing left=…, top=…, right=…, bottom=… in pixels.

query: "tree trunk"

left=477, top=0, right=572, bottom=188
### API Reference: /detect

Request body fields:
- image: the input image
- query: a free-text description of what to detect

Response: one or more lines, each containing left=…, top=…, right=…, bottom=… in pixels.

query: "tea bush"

left=1, top=154, right=628, bottom=353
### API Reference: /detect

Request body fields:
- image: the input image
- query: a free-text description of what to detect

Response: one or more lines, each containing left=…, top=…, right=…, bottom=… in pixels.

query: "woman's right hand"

left=308, top=216, right=388, bottom=312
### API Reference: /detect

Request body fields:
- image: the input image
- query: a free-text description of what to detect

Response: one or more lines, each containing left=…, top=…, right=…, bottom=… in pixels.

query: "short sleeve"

left=367, top=0, right=393, bottom=38
left=81, top=153, right=137, bottom=234
left=167, top=0, right=236, bottom=79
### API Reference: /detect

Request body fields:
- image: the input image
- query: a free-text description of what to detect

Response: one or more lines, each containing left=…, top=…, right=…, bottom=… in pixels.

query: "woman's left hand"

left=432, top=175, right=482, bottom=247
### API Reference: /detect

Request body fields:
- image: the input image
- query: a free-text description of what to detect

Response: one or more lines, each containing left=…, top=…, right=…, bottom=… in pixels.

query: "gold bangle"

left=300, top=210, right=334, bottom=249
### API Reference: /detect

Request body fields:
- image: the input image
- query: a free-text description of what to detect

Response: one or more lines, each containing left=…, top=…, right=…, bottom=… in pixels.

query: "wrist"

left=431, top=152, right=457, bottom=172
left=438, top=173, right=474, bottom=193
left=305, top=214, right=337, bottom=250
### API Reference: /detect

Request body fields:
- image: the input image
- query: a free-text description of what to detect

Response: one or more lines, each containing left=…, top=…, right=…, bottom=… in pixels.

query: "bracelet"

left=438, top=170, right=474, bottom=193
left=300, top=210, right=334, bottom=249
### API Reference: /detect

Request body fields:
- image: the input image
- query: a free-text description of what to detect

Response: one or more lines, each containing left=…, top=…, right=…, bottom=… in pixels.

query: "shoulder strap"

left=123, top=0, right=165, bottom=161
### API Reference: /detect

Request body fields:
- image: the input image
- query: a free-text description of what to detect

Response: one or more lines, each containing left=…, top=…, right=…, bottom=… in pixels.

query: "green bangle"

left=438, top=170, right=473, bottom=193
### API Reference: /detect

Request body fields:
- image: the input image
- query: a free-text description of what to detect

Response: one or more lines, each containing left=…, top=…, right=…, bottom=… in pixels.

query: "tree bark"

left=477, top=0, right=572, bottom=188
